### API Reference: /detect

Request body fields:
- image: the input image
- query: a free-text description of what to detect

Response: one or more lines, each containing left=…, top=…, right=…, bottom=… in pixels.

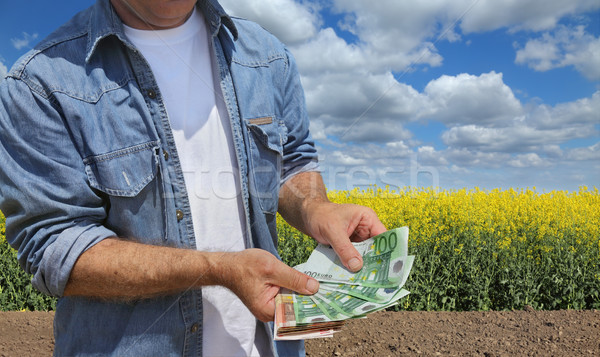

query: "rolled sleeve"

left=32, top=223, right=115, bottom=296
left=281, top=160, right=320, bottom=186
left=280, top=47, right=319, bottom=184
left=0, top=75, right=111, bottom=297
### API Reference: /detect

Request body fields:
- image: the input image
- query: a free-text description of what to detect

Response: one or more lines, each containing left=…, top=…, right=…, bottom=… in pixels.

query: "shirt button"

left=190, top=323, right=199, bottom=333
left=176, top=209, right=184, bottom=221
left=147, top=89, right=156, bottom=99
left=163, top=150, right=169, bottom=161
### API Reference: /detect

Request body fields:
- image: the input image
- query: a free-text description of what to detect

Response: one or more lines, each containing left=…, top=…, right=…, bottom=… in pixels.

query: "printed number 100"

left=374, top=231, right=397, bottom=253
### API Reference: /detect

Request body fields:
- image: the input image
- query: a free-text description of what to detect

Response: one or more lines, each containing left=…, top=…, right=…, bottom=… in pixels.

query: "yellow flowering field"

left=1, top=187, right=599, bottom=311
left=277, top=186, right=600, bottom=311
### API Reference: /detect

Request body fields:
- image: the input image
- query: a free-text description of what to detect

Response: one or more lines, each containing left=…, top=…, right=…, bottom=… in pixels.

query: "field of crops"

left=278, top=186, right=600, bottom=311
left=1, top=186, right=599, bottom=311
left=0, top=211, right=57, bottom=311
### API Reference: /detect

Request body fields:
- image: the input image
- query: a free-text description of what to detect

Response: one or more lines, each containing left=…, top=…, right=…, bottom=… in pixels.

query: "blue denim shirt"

left=0, top=0, right=318, bottom=355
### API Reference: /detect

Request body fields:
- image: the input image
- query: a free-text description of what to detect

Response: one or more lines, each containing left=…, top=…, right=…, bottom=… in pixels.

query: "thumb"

left=276, top=264, right=320, bottom=295
left=330, top=238, right=363, bottom=272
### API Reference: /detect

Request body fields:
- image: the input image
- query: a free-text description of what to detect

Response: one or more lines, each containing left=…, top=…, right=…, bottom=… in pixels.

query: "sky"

left=1, top=0, right=598, bottom=192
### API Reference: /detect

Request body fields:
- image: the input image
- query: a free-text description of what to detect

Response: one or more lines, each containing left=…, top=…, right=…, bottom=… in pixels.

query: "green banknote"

left=297, top=227, right=410, bottom=288
left=309, top=294, right=351, bottom=321
left=292, top=291, right=335, bottom=324
left=319, top=255, right=415, bottom=303
left=316, top=287, right=410, bottom=317
left=276, top=227, right=415, bottom=340
left=274, top=290, right=345, bottom=340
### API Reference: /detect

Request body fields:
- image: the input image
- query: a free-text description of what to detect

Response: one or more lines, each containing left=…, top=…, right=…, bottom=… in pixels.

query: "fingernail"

left=348, top=257, right=362, bottom=272
left=306, top=278, right=319, bottom=293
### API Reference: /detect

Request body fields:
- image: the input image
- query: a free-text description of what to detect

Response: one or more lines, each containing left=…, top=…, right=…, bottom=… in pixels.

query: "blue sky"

left=1, top=0, right=599, bottom=192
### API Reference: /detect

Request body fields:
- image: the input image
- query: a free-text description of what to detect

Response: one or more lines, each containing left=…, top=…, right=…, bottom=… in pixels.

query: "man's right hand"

left=217, top=249, right=319, bottom=322
left=64, top=239, right=317, bottom=322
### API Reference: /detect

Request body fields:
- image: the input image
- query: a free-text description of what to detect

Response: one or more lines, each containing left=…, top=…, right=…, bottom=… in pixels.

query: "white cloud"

left=218, top=0, right=319, bottom=45
left=11, top=32, right=38, bottom=50
left=458, top=0, right=600, bottom=33
left=327, top=150, right=367, bottom=166
left=308, top=120, right=326, bottom=141
left=325, top=0, right=600, bottom=73
left=329, top=0, right=455, bottom=70
left=566, top=142, right=600, bottom=161
left=218, top=0, right=599, bottom=189
left=417, top=146, right=449, bottom=166
left=306, top=68, right=598, bottom=165
left=314, top=81, right=598, bottom=187
left=387, top=141, right=410, bottom=151
left=515, top=25, right=600, bottom=80
left=507, top=153, right=551, bottom=168
left=328, top=142, right=413, bottom=165
left=301, top=71, right=425, bottom=142
left=226, top=1, right=597, bottom=152
left=222, top=0, right=599, bottom=79
left=441, top=124, right=593, bottom=153
left=539, top=145, right=564, bottom=158
left=445, top=148, right=511, bottom=168
left=291, top=28, right=368, bottom=75
left=424, top=71, right=523, bottom=126
left=528, top=91, right=600, bottom=129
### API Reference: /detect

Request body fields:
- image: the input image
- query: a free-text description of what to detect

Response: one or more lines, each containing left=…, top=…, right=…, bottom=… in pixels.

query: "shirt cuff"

left=280, top=159, right=320, bottom=186
left=32, top=222, right=116, bottom=297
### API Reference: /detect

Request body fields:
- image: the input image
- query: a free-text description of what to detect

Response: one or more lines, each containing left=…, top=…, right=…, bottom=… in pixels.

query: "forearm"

left=278, top=171, right=331, bottom=236
left=64, top=237, right=319, bottom=321
left=278, top=170, right=387, bottom=272
left=64, top=238, right=226, bottom=299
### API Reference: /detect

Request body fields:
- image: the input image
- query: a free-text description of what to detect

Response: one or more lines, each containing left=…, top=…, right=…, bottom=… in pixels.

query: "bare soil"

left=0, top=309, right=598, bottom=356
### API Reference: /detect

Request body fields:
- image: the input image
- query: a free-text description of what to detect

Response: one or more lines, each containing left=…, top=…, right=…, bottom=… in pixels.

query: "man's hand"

left=303, top=201, right=386, bottom=271
left=65, top=239, right=318, bottom=322
left=279, top=171, right=387, bottom=272
left=219, top=249, right=319, bottom=322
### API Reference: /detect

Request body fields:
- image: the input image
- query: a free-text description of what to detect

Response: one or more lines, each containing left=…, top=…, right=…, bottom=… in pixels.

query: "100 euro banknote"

left=297, top=227, right=412, bottom=288
left=274, top=289, right=345, bottom=340
left=275, top=227, right=415, bottom=340
left=319, top=254, right=414, bottom=303
left=315, top=287, right=410, bottom=317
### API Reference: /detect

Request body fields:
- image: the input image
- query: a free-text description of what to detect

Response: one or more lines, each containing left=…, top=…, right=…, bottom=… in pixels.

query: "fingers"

left=347, top=207, right=387, bottom=241
left=255, top=257, right=319, bottom=322
left=329, top=236, right=363, bottom=272
left=254, top=285, right=279, bottom=322
left=242, top=251, right=320, bottom=295
left=325, top=205, right=386, bottom=272
left=274, top=261, right=320, bottom=295
left=226, top=250, right=320, bottom=322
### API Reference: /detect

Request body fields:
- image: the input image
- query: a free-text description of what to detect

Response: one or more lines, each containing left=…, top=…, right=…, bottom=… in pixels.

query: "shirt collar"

left=85, top=0, right=237, bottom=63
left=198, top=0, right=238, bottom=39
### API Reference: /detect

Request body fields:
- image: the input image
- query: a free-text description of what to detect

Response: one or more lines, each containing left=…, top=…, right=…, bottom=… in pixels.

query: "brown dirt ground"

left=0, top=309, right=598, bottom=356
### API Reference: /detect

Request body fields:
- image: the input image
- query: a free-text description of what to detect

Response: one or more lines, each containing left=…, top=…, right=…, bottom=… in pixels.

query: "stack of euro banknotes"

left=274, top=227, right=414, bottom=340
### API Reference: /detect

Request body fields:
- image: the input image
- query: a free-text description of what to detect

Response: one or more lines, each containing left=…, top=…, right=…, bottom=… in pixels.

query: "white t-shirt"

left=124, top=9, right=267, bottom=357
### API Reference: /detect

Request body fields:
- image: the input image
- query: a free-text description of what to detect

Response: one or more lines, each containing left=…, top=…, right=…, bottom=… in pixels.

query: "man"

left=0, top=0, right=386, bottom=355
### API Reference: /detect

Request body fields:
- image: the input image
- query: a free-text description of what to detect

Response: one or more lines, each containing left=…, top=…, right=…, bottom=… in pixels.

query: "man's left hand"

left=278, top=171, right=387, bottom=272
left=303, top=201, right=386, bottom=272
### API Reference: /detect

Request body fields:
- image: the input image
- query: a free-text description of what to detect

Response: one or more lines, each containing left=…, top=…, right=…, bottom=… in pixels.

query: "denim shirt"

left=0, top=0, right=318, bottom=355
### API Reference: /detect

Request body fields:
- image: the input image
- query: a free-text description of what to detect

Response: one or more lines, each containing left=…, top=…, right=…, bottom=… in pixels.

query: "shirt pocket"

left=82, top=141, right=166, bottom=242
left=245, top=117, right=283, bottom=215
left=83, top=142, right=159, bottom=197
